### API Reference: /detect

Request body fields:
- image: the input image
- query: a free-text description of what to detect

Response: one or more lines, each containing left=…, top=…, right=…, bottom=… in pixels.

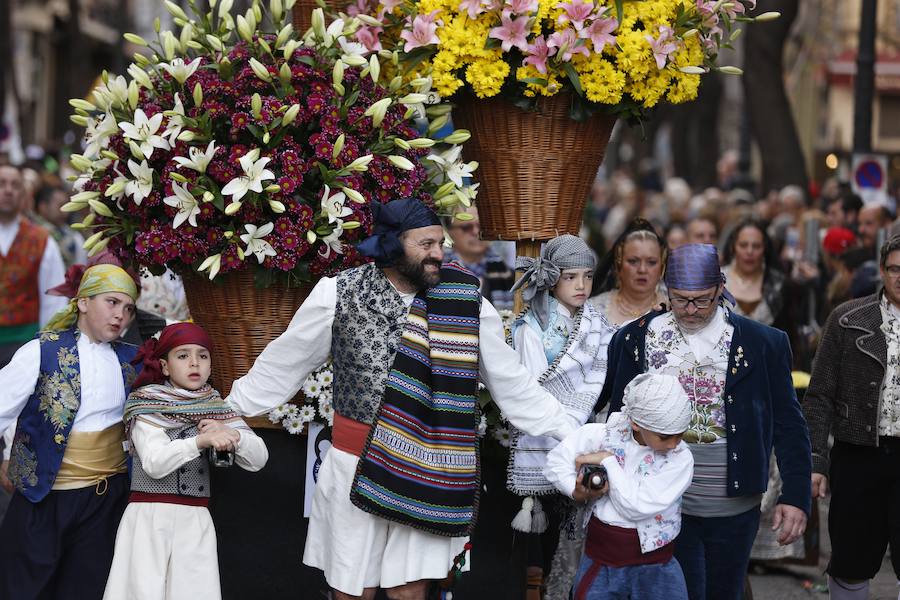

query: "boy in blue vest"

left=0, top=262, right=140, bottom=599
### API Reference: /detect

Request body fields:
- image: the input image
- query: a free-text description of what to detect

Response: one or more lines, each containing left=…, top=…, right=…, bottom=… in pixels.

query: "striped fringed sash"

left=350, top=264, right=482, bottom=537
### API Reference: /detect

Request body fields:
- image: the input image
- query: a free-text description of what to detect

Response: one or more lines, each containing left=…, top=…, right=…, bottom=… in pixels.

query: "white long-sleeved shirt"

left=0, top=334, right=127, bottom=449
left=544, top=414, right=694, bottom=552
left=0, top=217, right=68, bottom=326
left=227, top=276, right=578, bottom=441
left=131, top=416, right=268, bottom=478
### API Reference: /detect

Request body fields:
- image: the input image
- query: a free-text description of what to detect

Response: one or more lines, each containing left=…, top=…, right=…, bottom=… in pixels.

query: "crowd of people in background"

left=2, top=143, right=900, bottom=599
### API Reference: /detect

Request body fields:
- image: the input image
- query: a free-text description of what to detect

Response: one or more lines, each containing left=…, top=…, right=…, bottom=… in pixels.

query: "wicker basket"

left=292, top=0, right=344, bottom=33
left=452, top=94, right=616, bottom=241
left=182, top=270, right=311, bottom=428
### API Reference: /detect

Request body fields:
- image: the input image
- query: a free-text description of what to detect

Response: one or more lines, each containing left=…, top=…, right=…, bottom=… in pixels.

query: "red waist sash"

left=129, top=492, right=209, bottom=507
left=584, top=517, right=675, bottom=567
left=332, top=413, right=372, bottom=457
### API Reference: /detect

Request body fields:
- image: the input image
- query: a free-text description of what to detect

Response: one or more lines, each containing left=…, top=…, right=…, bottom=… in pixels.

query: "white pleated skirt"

left=302, top=447, right=470, bottom=596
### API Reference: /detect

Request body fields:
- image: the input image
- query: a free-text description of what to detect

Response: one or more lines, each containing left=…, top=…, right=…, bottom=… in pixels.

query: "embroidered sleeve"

left=601, top=445, right=694, bottom=522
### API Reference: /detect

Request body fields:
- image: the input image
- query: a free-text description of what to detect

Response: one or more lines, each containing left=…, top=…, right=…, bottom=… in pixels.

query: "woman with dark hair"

left=589, top=218, right=668, bottom=328
left=721, top=219, right=789, bottom=331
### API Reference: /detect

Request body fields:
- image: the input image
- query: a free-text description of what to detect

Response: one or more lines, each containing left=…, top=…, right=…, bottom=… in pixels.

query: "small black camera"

left=208, top=448, right=234, bottom=468
left=580, top=464, right=608, bottom=490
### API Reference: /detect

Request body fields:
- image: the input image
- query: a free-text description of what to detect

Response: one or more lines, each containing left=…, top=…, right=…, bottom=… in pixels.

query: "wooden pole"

left=513, top=239, right=542, bottom=314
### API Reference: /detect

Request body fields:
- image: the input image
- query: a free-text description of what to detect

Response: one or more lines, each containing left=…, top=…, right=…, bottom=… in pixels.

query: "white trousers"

left=103, top=502, right=221, bottom=600
left=302, top=447, right=469, bottom=596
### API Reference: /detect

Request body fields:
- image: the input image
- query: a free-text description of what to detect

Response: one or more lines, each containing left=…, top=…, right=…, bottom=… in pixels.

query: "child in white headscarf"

left=544, top=373, right=695, bottom=600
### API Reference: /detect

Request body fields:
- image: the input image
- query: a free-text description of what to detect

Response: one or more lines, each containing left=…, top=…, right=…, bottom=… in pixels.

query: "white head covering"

left=622, top=373, right=692, bottom=435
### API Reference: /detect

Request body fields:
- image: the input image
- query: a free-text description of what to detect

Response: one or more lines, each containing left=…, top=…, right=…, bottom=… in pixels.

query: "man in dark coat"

left=804, top=234, right=900, bottom=600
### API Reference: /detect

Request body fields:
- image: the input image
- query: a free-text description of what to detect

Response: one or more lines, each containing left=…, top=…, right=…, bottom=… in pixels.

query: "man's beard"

left=395, top=255, right=442, bottom=290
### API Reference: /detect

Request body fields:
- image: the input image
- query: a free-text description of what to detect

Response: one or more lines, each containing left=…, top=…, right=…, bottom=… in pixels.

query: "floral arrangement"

left=270, top=361, right=335, bottom=432
left=341, top=0, right=777, bottom=120
left=65, top=0, right=478, bottom=286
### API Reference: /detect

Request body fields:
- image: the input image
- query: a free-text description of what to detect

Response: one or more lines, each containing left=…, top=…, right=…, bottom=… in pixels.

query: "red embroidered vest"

left=0, top=219, right=48, bottom=327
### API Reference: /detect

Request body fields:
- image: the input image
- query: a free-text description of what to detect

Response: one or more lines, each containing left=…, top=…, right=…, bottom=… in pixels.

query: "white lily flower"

left=445, top=159, right=478, bottom=188
left=240, top=222, right=277, bottom=264
left=163, top=181, right=201, bottom=228
left=125, top=159, right=154, bottom=205
left=92, top=75, right=129, bottom=111
left=321, top=185, right=353, bottom=224
left=119, top=108, right=170, bottom=160
left=324, top=18, right=345, bottom=46
left=172, top=140, right=218, bottom=173
left=163, top=94, right=188, bottom=145
left=318, top=224, right=345, bottom=259
left=426, top=145, right=462, bottom=168
left=220, top=149, right=275, bottom=202
left=83, top=112, right=119, bottom=159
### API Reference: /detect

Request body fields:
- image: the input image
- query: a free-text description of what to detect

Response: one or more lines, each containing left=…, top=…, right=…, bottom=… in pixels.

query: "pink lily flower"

left=381, top=0, right=405, bottom=11
left=503, top=0, right=538, bottom=17
left=580, top=15, right=617, bottom=52
left=522, top=35, right=556, bottom=74
left=547, top=28, right=590, bottom=62
left=489, top=13, right=531, bottom=52
left=356, top=25, right=384, bottom=52
left=645, top=26, right=680, bottom=70
left=557, top=0, right=594, bottom=30
left=459, top=0, right=485, bottom=19
left=400, top=13, right=441, bottom=52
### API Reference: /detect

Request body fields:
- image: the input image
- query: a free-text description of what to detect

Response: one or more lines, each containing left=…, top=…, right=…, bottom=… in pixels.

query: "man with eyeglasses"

left=804, top=234, right=900, bottom=600
left=595, top=243, right=811, bottom=600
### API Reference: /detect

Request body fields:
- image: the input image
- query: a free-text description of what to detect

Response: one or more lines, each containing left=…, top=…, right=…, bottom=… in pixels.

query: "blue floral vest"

left=7, top=328, right=139, bottom=502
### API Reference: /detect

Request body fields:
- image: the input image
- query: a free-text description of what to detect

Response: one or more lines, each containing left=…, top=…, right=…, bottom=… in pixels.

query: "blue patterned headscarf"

left=665, top=243, right=735, bottom=304
left=357, top=199, right=442, bottom=266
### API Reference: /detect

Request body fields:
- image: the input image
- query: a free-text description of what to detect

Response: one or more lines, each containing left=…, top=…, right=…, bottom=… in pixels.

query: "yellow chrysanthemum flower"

left=516, top=64, right=562, bottom=97
left=465, top=53, right=510, bottom=98
left=576, top=55, right=626, bottom=104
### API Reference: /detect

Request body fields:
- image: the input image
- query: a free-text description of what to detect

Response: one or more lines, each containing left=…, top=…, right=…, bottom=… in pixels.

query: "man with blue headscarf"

left=595, top=243, right=811, bottom=600
left=227, top=198, right=579, bottom=600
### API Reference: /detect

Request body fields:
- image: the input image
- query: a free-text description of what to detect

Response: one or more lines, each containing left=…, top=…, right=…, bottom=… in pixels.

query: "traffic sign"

left=852, top=153, right=889, bottom=205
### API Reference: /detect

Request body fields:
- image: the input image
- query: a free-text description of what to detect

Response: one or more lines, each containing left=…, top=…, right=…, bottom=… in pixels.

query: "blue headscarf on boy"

left=357, top=198, right=442, bottom=267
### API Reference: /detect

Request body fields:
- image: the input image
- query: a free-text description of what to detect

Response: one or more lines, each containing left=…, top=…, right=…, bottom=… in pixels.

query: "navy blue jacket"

left=595, top=310, right=812, bottom=515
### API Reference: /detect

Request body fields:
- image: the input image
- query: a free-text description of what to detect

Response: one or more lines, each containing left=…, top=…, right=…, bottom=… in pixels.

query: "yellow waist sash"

left=52, top=423, right=127, bottom=492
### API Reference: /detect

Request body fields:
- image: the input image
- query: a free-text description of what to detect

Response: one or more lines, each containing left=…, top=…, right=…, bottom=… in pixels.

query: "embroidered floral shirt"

left=878, top=296, right=900, bottom=437
left=645, top=309, right=734, bottom=444
left=544, top=412, right=694, bottom=553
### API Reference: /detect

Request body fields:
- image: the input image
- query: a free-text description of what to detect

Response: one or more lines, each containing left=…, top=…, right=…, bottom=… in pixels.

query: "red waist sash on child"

left=584, top=517, right=675, bottom=567
left=573, top=518, right=676, bottom=600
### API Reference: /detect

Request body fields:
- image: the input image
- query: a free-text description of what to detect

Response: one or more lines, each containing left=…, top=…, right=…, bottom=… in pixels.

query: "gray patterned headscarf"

left=510, top=234, right=597, bottom=329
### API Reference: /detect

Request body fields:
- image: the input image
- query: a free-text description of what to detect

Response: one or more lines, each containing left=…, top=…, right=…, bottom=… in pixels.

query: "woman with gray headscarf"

left=506, top=234, right=617, bottom=598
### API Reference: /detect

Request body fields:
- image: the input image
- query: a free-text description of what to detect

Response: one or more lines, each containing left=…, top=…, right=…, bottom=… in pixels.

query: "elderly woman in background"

left=589, top=218, right=668, bottom=328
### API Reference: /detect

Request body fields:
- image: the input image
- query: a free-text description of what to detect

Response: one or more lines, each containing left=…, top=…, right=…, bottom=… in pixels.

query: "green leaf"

left=615, top=0, right=624, bottom=23
left=519, top=77, right=548, bottom=86
left=562, top=62, right=583, bottom=97
left=296, top=55, right=315, bottom=66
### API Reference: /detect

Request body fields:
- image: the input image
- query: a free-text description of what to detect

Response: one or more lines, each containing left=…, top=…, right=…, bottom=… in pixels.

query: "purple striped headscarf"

left=665, top=243, right=735, bottom=304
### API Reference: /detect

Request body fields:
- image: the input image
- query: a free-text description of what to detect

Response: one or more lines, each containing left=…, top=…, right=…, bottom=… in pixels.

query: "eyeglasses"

left=885, top=265, right=900, bottom=277
left=669, top=295, right=716, bottom=309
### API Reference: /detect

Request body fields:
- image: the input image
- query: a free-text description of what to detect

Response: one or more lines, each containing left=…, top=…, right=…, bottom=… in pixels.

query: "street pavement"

left=748, top=497, right=897, bottom=599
